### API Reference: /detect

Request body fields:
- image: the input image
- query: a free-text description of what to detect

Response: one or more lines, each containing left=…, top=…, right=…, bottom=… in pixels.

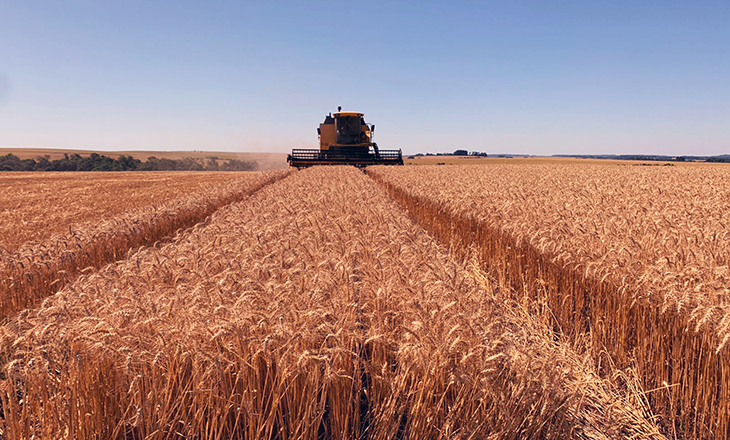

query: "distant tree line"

left=555, top=154, right=730, bottom=163
left=453, top=150, right=488, bottom=156
left=705, top=156, right=730, bottom=163
left=411, top=150, right=489, bottom=157
left=0, top=153, right=257, bottom=172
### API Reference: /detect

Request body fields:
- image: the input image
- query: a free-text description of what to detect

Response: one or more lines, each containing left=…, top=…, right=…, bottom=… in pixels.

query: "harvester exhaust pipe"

left=338, top=106, right=342, bottom=112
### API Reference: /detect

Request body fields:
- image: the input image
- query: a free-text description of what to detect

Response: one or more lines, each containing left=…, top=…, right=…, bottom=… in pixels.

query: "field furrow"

left=368, top=164, right=730, bottom=438
left=0, top=167, right=663, bottom=439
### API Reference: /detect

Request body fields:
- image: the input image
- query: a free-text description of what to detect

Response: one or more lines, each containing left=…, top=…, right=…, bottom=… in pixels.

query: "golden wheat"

left=0, top=170, right=290, bottom=321
left=0, top=171, right=261, bottom=253
left=0, top=166, right=663, bottom=439
left=368, top=163, right=730, bottom=438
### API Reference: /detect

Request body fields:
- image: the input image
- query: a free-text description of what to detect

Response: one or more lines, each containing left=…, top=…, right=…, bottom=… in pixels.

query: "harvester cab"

left=287, top=107, right=403, bottom=168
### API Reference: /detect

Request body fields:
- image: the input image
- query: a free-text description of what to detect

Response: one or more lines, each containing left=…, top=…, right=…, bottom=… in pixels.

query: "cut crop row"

left=0, top=167, right=662, bottom=439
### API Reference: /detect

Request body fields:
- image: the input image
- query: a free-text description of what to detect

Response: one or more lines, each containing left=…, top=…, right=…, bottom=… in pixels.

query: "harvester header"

left=287, top=108, right=403, bottom=168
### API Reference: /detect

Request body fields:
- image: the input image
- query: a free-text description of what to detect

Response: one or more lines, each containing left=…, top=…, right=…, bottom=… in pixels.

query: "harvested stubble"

left=0, top=170, right=289, bottom=321
left=368, top=164, right=730, bottom=439
left=0, top=166, right=663, bottom=439
left=0, top=171, right=258, bottom=253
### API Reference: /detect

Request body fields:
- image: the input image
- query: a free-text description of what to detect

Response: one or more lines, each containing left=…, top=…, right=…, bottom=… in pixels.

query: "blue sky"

left=1, top=1, right=728, bottom=156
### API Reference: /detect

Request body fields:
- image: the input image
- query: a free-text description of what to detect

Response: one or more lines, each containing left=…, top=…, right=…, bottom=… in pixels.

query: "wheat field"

left=0, top=170, right=289, bottom=321
left=0, top=171, right=265, bottom=253
left=368, top=163, right=730, bottom=438
left=0, top=166, right=665, bottom=439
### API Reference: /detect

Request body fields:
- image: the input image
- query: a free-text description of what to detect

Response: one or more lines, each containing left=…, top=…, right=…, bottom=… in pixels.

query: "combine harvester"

left=288, top=107, right=404, bottom=168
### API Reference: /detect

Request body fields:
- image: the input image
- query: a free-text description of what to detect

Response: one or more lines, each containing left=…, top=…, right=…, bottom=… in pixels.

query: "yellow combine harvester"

left=287, top=107, right=403, bottom=168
